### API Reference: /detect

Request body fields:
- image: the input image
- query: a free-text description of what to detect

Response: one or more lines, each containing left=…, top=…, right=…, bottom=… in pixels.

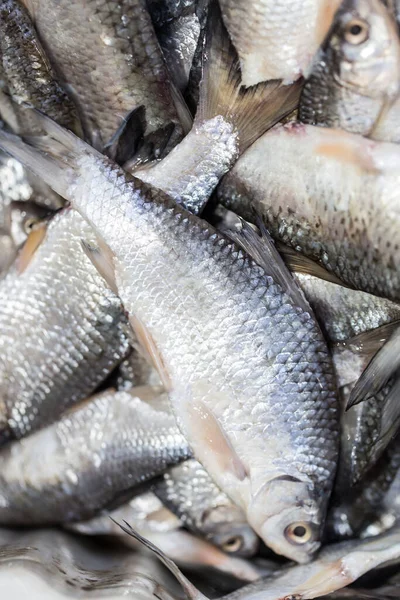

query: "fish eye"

left=343, top=19, right=369, bottom=45
left=221, top=535, right=243, bottom=553
left=284, top=522, right=313, bottom=545
left=23, top=217, right=40, bottom=234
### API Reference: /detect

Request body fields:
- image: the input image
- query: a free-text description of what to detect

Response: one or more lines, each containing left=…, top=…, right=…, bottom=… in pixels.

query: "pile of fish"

left=1, top=0, right=400, bottom=598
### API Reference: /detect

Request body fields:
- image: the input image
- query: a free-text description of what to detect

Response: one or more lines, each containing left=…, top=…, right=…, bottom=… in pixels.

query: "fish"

left=116, top=522, right=400, bottom=600
left=0, top=207, right=130, bottom=444
left=22, top=0, right=189, bottom=156
left=299, top=0, right=400, bottom=142
left=0, top=114, right=340, bottom=564
left=0, top=0, right=79, bottom=134
left=218, top=0, right=342, bottom=86
left=156, top=12, right=201, bottom=94
left=70, top=492, right=262, bottom=582
left=132, top=7, right=301, bottom=213
left=0, top=386, right=192, bottom=525
left=328, top=433, right=400, bottom=539
left=147, top=0, right=197, bottom=28
left=152, top=459, right=259, bottom=557
left=217, top=122, right=400, bottom=302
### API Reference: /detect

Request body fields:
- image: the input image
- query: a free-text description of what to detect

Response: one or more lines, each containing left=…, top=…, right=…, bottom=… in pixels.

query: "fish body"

left=0, top=0, right=78, bottom=134
left=218, top=123, right=400, bottom=301
left=0, top=208, right=129, bottom=443
left=23, top=0, right=185, bottom=150
left=0, top=387, right=191, bottom=524
left=152, top=459, right=259, bottom=556
left=293, top=272, right=400, bottom=343
left=300, top=0, right=400, bottom=142
left=218, top=0, right=342, bottom=85
left=5, top=122, right=341, bottom=564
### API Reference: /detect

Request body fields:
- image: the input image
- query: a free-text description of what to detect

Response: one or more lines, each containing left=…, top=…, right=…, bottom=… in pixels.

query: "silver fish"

left=119, top=523, right=400, bottom=600
left=0, top=0, right=78, bottom=133
left=218, top=122, right=400, bottom=301
left=218, top=0, right=342, bottom=85
left=22, top=0, right=187, bottom=153
left=299, top=0, right=400, bottom=142
left=152, top=459, right=259, bottom=557
left=0, top=117, right=340, bottom=564
left=0, top=208, right=130, bottom=443
left=0, top=386, right=191, bottom=525
left=70, top=493, right=262, bottom=581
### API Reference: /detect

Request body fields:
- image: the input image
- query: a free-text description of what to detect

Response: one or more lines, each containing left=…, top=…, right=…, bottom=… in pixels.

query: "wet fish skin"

left=300, top=0, right=400, bottom=142
left=293, top=273, right=400, bottom=343
left=218, top=122, right=400, bottom=301
left=147, top=0, right=196, bottom=28
left=70, top=493, right=262, bottom=582
left=328, top=433, right=400, bottom=539
left=7, top=123, right=340, bottom=564
left=0, top=0, right=79, bottom=134
left=0, top=208, right=130, bottom=444
left=23, top=0, right=184, bottom=149
left=0, top=387, right=191, bottom=525
left=152, top=459, right=259, bottom=557
left=218, top=0, right=342, bottom=85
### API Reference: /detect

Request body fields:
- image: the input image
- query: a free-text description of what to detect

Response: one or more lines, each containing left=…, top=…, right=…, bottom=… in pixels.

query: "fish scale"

left=17, top=132, right=339, bottom=562
left=0, top=208, right=130, bottom=443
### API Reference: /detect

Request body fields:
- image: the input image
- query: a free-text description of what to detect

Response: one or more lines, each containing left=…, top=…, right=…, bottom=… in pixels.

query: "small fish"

left=152, top=459, right=259, bottom=557
left=218, top=123, right=400, bottom=302
left=0, top=0, right=79, bottom=134
left=22, top=0, right=188, bottom=155
left=0, top=386, right=191, bottom=525
left=0, top=114, right=339, bottom=564
left=218, top=0, right=342, bottom=85
left=0, top=208, right=130, bottom=444
left=116, top=522, right=400, bottom=600
left=300, top=0, right=400, bottom=142
left=70, top=492, right=262, bottom=581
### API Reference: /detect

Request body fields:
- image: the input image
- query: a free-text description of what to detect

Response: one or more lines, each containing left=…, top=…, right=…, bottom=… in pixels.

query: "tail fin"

left=0, top=110, right=104, bottom=202
left=196, top=2, right=302, bottom=152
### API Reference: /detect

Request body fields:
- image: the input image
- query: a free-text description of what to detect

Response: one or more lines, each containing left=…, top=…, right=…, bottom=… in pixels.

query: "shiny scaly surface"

left=218, top=122, right=400, bottom=300
left=0, top=387, right=191, bottom=524
left=218, top=0, right=341, bottom=85
left=152, top=459, right=259, bottom=557
left=23, top=0, right=184, bottom=148
left=21, top=127, right=341, bottom=563
left=299, top=0, right=400, bottom=142
left=0, top=208, right=129, bottom=443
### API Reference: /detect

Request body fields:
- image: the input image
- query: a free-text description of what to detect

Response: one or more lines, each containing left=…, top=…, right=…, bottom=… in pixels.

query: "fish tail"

left=0, top=112, right=102, bottom=201
left=195, top=1, right=302, bottom=152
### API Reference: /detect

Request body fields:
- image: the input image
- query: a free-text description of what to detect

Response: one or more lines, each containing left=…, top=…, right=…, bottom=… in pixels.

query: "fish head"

left=329, top=0, right=400, bottom=99
left=247, top=476, right=323, bottom=563
left=201, top=504, right=259, bottom=557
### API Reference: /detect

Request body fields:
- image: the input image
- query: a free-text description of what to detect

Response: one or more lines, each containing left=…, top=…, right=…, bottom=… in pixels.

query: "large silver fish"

left=0, top=386, right=191, bottom=525
left=218, top=0, right=342, bottom=85
left=152, top=459, right=259, bottom=557
left=22, top=0, right=188, bottom=154
left=300, top=0, right=400, bottom=142
left=0, top=208, right=129, bottom=443
left=0, top=117, right=340, bottom=564
left=218, top=123, right=400, bottom=302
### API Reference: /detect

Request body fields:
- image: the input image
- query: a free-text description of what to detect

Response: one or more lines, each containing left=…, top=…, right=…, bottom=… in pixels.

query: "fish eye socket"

left=222, top=536, right=243, bottom=553
left=284, top=522, right=313, bottom=545
left=343, top=19, right=369, bottom=45
left=23, top=217, right=40, bottom=234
